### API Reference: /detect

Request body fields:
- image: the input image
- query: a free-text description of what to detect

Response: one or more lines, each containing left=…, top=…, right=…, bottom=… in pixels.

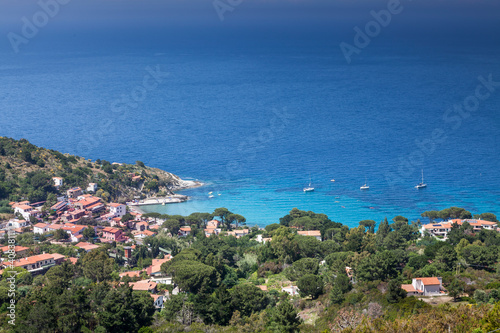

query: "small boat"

left=208, top=195, right=214, bottom=198
left=330, top=179, right=335, bottom=182
left=303, top=186, right=314, bottom=192
left=360, top=177, right=369, bottom=190
left=218, top=193, right=221, bottom=196
left=415, top=169, right=427, bottom=189
left=303, top=175, right=315, bottom=192
left=208, top=191, right=213, bottom=195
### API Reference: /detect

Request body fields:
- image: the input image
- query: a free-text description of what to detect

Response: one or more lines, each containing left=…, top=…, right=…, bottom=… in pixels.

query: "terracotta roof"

left=147, top=258, right=171, bottom=275
left=75, top=242, right=99, bottom=251
left=0, top=245, right=29, bottom=253
left=120, top=270, right=143, bottom=278
left=15, top=204, right=32, bottom=210
left=417, top=277, right=441, bottom=285
left=130, top=280, right=157, bottom=291
left=103, top=227, right=121, bottom=234
left=297, top=230, right=321, bottom=237
left=34, top=223, right=48, bottom=228
left=180, top=226, right=191, bottom=231
left=67, top=257, right=78, bottom=265
left=108, top=203, right=124, bottom=207
left=6, top=253, right=62, bottom=268
left=401, top=284, right=418, bottom=293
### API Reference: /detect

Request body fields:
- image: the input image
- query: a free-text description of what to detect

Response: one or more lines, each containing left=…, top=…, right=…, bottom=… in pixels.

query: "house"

left=423, top=219, right=498, bottom=238
left=74, top=196, right=104, bottom=212
left=204, top=228, right=221, bottom=237
left=151, top=294, right=165, bottom=309
left=67, top=187, right=83, bottom=198
left=108, top=203, right=126, bottom=217
left=297, top=230, right=322, bottom=241
left=12, top=203, right=34, bottom=220
left=257, top=285, right=268, bottom=292
left=5, top=219, right=29, bottom=229
left=61, top=209, right=86, bottom=223
left=255, top=235, right=272, bottom=243
left=282, top=285, right=300, bottom=296
left=133, top=230, right=156, bottom=239
left=102, top=227, right=126, bottom=242
left=75, top=242, right=99, bottom=252
left=207, top=220, right=220, bottom=228
left=120, top=270, right=144, bottom=279
left=135, top=221, right=149, bottom=231
left=52, top=177, right=64, bottom=188
left=178, top=226, right=191, bottom=237
left=129, top=280, right=157, bottom=293
left=226, top=229, right=250, bottom=238
left=2, top=253, right=64, bottom=273
left=33, top=223, right=50, bottom=234
left=146, top=257, right=172, bottom=278
left=61, top=224, right=90, bottom=242
left=401, top=277, right=445, bottom=296
left=86, top=183, right=98, bottom=192
left=0, top=245, right=30, bottom=257
left=51, top=201, right=68, bottom=213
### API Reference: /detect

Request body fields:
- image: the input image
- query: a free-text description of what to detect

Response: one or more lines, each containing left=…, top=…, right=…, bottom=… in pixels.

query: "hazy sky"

left=1, top=0, right=499, bottom=52
left=1, top=0, right=499, bottom=28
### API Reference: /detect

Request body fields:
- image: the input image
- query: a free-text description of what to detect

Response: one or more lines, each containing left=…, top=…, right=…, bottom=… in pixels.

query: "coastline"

left=128, top=179, right=204, bottom=213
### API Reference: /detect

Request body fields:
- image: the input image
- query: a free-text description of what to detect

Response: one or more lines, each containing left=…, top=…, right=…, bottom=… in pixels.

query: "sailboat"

left=415, top=169, right=427, bottom=189
left=360, top=177, right=369, bottom=190
left=303, top=176, right=314, bottom=192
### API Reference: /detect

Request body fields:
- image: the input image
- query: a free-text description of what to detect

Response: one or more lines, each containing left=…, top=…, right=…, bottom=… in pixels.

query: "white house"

left=13, top=204, right=34, bottom=220
left=282, top=285, right=300, bottom=296
left=422, top=219, right=498, bottom=238
left=401, top=277, right=445, bottom=296
left=178, top=226, right=191, bottom=237
left=52, top=177, right=64, bottom=188
left=108, top=203, right=126, bottom=217
left=6, top=219, right=29, bottom=229
left=33, top=223, right=50, bottom=234
left=87, top=183, right=98, bottom=192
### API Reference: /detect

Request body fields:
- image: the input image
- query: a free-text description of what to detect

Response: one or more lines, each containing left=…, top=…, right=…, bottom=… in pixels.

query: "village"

left=1, top=174, right=499, bottom=316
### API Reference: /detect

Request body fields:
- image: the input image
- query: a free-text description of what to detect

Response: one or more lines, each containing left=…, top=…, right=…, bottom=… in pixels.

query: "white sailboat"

left=415, top=169, right=427, bottom=189
left=303, top=176, right=314, bottom=192
left=360, top=177, right=369, bottom=190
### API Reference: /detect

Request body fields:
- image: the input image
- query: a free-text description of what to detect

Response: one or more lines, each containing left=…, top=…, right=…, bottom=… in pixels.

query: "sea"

left=1, top=22, right=499, bottom=228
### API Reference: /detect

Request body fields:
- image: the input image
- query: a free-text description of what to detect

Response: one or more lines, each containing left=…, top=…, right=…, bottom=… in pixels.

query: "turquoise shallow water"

left=1, top=26, right=499, bottom=228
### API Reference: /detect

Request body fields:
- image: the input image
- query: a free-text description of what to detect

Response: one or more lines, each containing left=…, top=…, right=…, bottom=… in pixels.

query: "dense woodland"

left=1, top=206, right=500, bottom=332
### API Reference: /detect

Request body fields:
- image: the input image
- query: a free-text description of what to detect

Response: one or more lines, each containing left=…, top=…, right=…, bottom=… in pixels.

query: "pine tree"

left=330, top=283, right=344, bottom=304
left=386, top=278, right=406, bottom=303
left=270, top=299, right=301, bottom=333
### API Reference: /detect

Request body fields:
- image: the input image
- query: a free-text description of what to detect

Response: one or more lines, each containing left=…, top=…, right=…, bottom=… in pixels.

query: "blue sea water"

left=1, top=25, right=499, bottom=228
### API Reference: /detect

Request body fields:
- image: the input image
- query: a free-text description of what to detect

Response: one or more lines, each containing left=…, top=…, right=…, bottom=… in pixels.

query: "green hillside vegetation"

left=2, top=207, right=499, bottom=332
left=0, top=137, right=184, bottom=207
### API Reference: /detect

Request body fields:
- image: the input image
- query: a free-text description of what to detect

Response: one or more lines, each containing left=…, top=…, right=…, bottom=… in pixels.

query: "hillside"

left=0, top=137, right=197, bottom=209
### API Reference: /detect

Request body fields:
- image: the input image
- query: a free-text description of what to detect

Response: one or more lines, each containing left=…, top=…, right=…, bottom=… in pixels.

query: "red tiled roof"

left=417, top=277, right=441, bottom=285
left=401, top=284, right=417, bottom=293
left=297, top=230, right=321, bottom=237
